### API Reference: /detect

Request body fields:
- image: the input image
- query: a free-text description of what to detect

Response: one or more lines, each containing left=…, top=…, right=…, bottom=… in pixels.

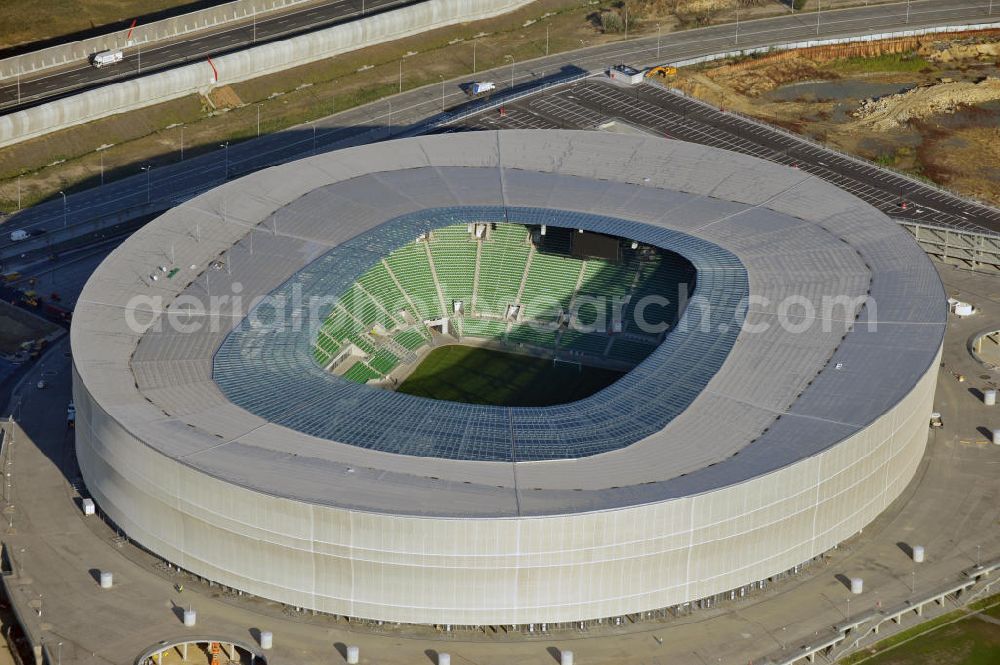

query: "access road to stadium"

left=1, top=0, right=998, bottom=267
left=2, top=257, right=998, bottom=665
left=0, top=0, right=415, bottom=114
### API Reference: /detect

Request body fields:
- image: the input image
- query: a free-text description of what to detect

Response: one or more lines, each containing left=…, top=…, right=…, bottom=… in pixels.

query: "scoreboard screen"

left=572, top=230, right=620, bottom=261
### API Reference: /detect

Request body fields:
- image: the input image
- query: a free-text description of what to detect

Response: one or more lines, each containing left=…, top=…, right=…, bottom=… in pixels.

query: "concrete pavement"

left=0, top=257, right=998, bottom=664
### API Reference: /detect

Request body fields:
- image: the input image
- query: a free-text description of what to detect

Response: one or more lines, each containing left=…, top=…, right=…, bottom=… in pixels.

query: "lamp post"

left=256, top=104, right=261, bottom=137
left=387, top=99, right=392, bottom=136
left=439, top=76, right=445, bottom=111
left=180, top=125, right=185, bottom=161
left=398, top=58, right=403, bottom=93
left=656, top=23, right=661, bottom=58
left=58, top=191, right=67, bottom=228
left=505, top=54, right=514, bottom=90
left=16, top=174, right=20, bottom=210
left=816, top=0, right=821, bottom=36
left=545, top=24, right=550, bottom=56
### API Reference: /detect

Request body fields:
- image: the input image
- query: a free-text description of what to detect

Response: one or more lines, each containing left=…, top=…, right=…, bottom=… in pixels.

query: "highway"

left=0, top=0, right=417, bottom=113
left=1, top=0, right=998, bottom=271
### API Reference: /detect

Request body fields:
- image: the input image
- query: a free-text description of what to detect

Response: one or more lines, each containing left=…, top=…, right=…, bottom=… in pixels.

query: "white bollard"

left=438, top=653, right=451, bottom=665
left=993, top=429, right=1000, bottom=445
left=99, top=571, right=113, bottom=588
left=850, top=577, right=863, bottom=594
left=561, top=650, right=574, bottom=665
left=346, top=645, right=359, bottom=664
left=913, top=545, right=925, bottom=563
left=985, top=389, right=997, bottom=406
left=259, top=630, right=272, bottom=649
left=183, top=608, right=196, bottom=627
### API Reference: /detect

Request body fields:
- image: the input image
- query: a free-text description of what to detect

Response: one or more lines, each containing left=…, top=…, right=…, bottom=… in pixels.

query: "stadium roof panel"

left=72, top=130, right=946, bottom=517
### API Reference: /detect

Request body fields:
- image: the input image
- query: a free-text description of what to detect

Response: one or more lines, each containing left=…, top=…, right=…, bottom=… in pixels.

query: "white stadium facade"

left=71, top=130, right=946, bottom=627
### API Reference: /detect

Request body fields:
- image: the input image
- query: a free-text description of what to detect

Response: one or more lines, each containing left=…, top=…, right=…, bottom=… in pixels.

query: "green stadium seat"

left=385, top=242, right=442, bottom=321
left=476, top=224, right=530, bottom=316
left=429, top=226, right=476, bottom=311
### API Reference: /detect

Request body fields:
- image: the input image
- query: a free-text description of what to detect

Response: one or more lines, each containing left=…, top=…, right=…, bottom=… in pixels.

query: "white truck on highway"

left=469, top=81, right=496, bottom=96
left=90, top=50, right=124, bottom=68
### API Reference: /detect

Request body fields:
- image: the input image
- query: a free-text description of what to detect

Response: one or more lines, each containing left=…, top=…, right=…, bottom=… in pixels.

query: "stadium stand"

left=461, top=317, right=509, bottom=342
left=357, top=262, right=415, bottom=323
left=343, top=361, right=381, bottom=384
left=385, top=242, right=443, bottom=321
left=607, top=337, right=660, bottom=364
left=313, top=223, right=690, bottom=377
left=394, top=328, right=428, bottom=351
left=559, top=330, right=610, bottom=355
left=475, top=224, right=531, bottom=316
left=368, top=348, right=401, bottom=375
left=520, top=251, right=581, bottom=322
left=429, top=226, right=477, bottom=310
left=508, top=323, right=558, bottom=349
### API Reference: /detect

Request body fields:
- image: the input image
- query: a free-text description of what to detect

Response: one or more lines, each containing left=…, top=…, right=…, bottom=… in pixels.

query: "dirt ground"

left=0, top=300, right=61, bottom=355
left=0, top=0, right=186, bottom=51
left=670, top=31, right=1000, bottom=206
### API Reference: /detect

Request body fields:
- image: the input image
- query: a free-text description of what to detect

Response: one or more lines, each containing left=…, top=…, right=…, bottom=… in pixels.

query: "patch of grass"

left=0, top=0, right=184, bottom=51
left=823, top=52, right=933, bottom=75
left=396, top=345, right=624, bottom=406
left=839, top=593, right=1000, bottom=665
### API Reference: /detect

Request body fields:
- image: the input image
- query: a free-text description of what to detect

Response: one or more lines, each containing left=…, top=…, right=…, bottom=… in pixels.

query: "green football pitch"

left=396, top=345, right=625, bottom=407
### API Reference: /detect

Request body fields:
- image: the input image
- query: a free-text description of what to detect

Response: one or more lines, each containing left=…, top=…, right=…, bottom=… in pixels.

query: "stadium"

left=71, top=130, right=946, bottom=627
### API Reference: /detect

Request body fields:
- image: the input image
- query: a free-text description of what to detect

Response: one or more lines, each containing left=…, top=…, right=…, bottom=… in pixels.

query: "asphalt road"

left=1, top=0, right=997, bottom=269
left=1, top=265, right=999, bottom=665
left=452, top=79, right=1000, bottom=233
left=0, top=0, right=417, bottom=113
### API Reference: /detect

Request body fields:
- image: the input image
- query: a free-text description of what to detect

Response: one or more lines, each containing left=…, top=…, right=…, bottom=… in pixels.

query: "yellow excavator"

left=645, top=65, right=677, bottom=80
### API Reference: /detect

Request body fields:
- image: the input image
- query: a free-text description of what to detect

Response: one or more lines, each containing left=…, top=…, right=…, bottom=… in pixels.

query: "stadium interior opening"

left=311, top=222, right=696, bottom=406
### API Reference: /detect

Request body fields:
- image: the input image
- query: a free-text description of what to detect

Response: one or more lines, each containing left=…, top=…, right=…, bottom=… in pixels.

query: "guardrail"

left=656, top=22, right=1000, bottom=232
left=0, top=0, right=534, bottom=149
left=901, top=221, right=1000, bottom=273
left=651, top=84, right=1000, bottom=234
left=667, top=21, right=1000, bottom=69
left=766, top=555, right=1000, bottom=665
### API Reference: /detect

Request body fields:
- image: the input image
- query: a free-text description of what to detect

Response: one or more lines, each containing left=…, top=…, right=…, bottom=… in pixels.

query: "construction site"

left=669, top=29, right=1000, bottom=206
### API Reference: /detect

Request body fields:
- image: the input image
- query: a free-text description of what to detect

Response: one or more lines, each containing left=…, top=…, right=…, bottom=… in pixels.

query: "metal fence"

left=901, top=221, right=1000, bottom=274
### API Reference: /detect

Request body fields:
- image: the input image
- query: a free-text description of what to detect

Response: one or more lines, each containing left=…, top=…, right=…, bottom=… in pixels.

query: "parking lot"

left=451, top=78, right=1000, bottom=234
